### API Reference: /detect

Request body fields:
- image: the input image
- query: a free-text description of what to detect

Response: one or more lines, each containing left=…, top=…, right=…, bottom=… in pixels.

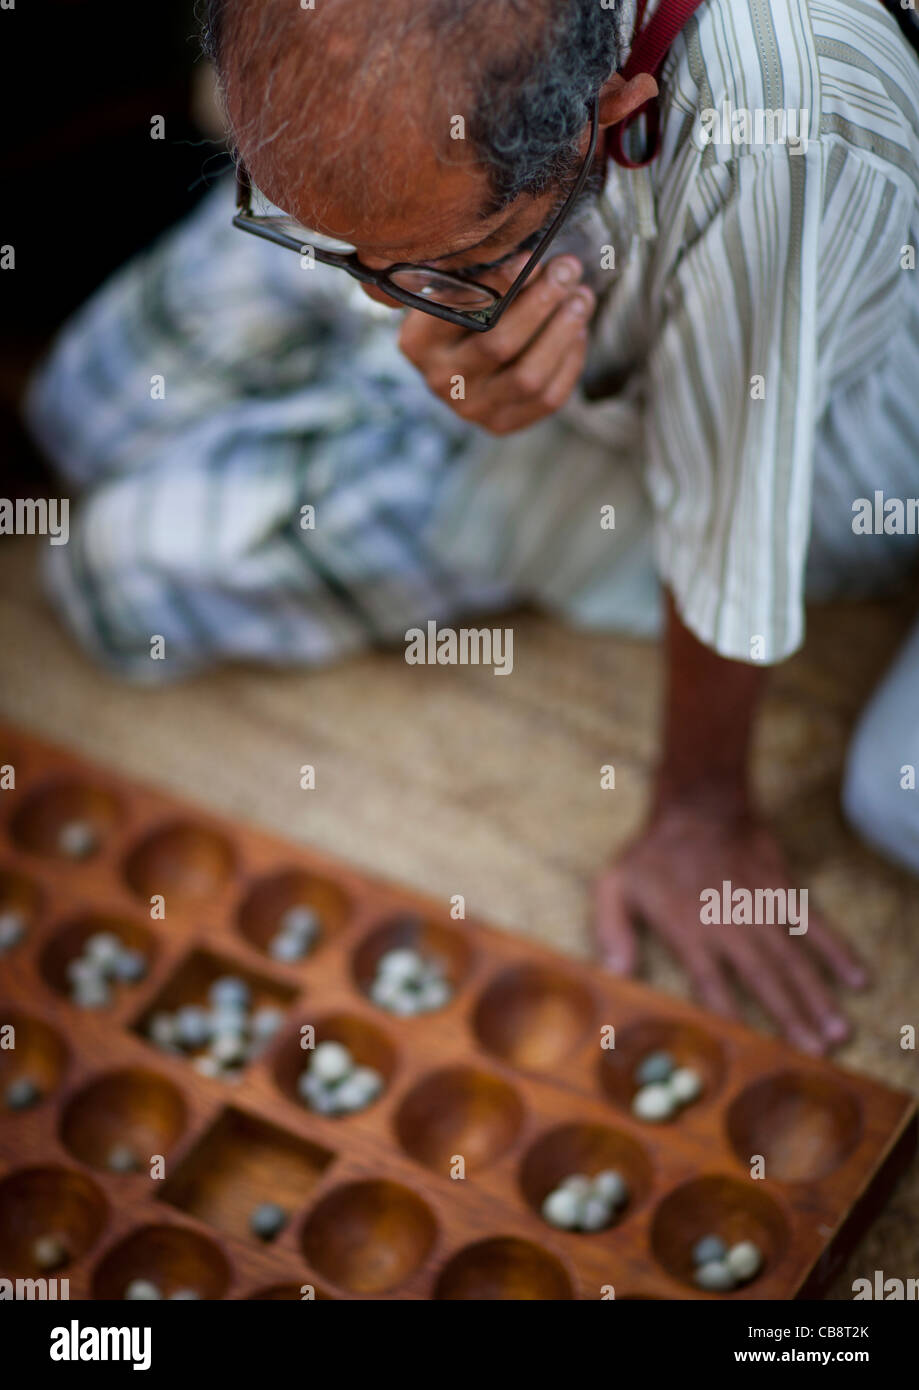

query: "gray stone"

left=692, top=1234, right=728, bottom=1267
left=113, top=948, right=148, bottom=984
left=250, top=1201, right=288, bottom=1241
left=0, top=910, right=26, bottom=952
left=107, top=1144, right=142, bottom=1173
left=634, top=1051, right=675, bottom=1087
left=175, top=1005, right=213, bottom=1049
left=208, top=976, right=250, bottom=1011
left=5, top=1076, right=41, bottom=1110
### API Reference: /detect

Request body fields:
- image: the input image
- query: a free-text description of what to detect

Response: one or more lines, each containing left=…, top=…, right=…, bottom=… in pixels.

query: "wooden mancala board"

left=0, top=722, right=914, bottom=1301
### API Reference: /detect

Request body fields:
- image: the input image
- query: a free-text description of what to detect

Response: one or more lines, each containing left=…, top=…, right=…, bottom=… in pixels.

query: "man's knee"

left=842, top=719, right=919, bottom=875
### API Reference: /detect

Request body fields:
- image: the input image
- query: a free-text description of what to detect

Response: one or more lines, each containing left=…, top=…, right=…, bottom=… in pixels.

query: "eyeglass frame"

left=232, top=94, right=601, bottom=334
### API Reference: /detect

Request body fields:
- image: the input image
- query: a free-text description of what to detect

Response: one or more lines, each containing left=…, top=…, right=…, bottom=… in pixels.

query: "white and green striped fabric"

left=25, top=0, right=919, bottom=680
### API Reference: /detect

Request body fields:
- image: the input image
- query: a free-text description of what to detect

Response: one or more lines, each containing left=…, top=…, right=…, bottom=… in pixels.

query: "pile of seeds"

left=67, top=931, right=149, bottom=1009
left=369, top=947, right=452, bottom=1016
left=146, top=976, right=285, bottom=1079
left=541, top=1170, right=630, bottom=1232
left=268, top=905, right=320, bottom=963
left=0, top=907, right=27, bottom=953
left=631, top=1050, right=702, bottom=1122
left=692, top=1235, right=763, bottom=1291
left=297, top=1040, right=383, bottom=1116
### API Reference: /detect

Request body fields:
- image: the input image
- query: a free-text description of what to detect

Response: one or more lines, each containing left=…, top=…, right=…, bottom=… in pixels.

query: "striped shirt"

left=24, top=0, right=919, bottom=679
left=438, top=0, right=919, bottom=661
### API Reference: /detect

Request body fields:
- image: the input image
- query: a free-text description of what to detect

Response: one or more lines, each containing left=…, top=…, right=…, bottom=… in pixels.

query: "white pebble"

left=559, top=1174, right=592, bottom=1200
left=0, top=910, right=26, bottom=952
left=669, top=1067, right=703, bottom=1105
left=251, top=1005, right=285, bottom=1041
left=73, top=978, right=112, bottom=1010
left=694, top=1260, right=736, bottom=1292
left=58, top=820, right=98, bottom=858
left=592, top=1170, right=628, bottom=1207
left=310, top=1041, right=353, bottom=1084
left=377, top=948, right=425, bottom=986
left=541, top=1187, right=582, bottom=1230
left=67, top=957, right=103, bottom=988
left=269, top=931, right=310, bottom=963
left=209, top=976, right=250, bottom=1010
left=125, top=1279, right=162, bottom=1301
left=33, top=1234, right=69, bottom=1270
left=330, top=1073, right=377, bottom=1114
left=369, top=977, right=403, bottom=1010
left=351, top=1064, right=383, bottom=1097
left=86, top=932, right=123, bottom=970
left=278, top=906, right=320, bottom=940
left=726, top=1240, right=763, bottom=1283
left=417, top=978, right=451, bottom=1012
left=210, top=1034, right=247, bottom=1067
left=632, top=1082, right=677, bottom=1122
left=148, top=1013, right=177, bottom=1049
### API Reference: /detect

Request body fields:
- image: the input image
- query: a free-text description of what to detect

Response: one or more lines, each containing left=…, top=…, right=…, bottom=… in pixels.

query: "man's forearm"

left=653, top=590, right=766, bottom=819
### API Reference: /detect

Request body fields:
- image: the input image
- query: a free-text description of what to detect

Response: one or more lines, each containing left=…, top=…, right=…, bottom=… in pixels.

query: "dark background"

left=0, top=1, right=225, bottom=489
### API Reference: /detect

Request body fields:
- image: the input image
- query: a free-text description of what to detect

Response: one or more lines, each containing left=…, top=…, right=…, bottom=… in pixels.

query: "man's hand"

left=592, top=591, right=869, bottom=1054
left=594, top=803, right=869, bottom=1055
left=398, top=253, right=596, bottom=436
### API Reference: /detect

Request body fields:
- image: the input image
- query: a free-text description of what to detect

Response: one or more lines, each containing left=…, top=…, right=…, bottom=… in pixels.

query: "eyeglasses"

left=232, top=95, right=600, bottom=333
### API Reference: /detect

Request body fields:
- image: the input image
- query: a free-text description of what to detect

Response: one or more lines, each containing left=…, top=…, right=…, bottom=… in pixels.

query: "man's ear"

left=597, top=71, right=660, bottom=129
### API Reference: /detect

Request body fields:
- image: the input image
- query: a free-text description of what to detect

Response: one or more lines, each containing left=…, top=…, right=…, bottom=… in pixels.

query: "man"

left=26, top=0, right=919, bottom=1051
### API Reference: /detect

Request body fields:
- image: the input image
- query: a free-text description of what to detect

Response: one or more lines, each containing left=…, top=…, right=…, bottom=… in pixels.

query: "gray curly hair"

left=199, top=0, right=635, bottom=215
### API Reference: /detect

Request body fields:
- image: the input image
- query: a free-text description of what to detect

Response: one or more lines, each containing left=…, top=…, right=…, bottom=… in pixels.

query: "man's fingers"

left=761, top=931, right=851, bottom=1046
left=802, top=911, right=870, bottom=990
left=677, top=946, right=740, bottom=1020
left=397, top=251, right=540, bottom=361
left=593, top=869, right=639, bottom=975
left=721, top=938, right=824, bottom=1053
left=649, top=908, right=740, bottom=1018
left=446, top=256, right=587, bottom=376
left=491, top=292, right=593, bottom=400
